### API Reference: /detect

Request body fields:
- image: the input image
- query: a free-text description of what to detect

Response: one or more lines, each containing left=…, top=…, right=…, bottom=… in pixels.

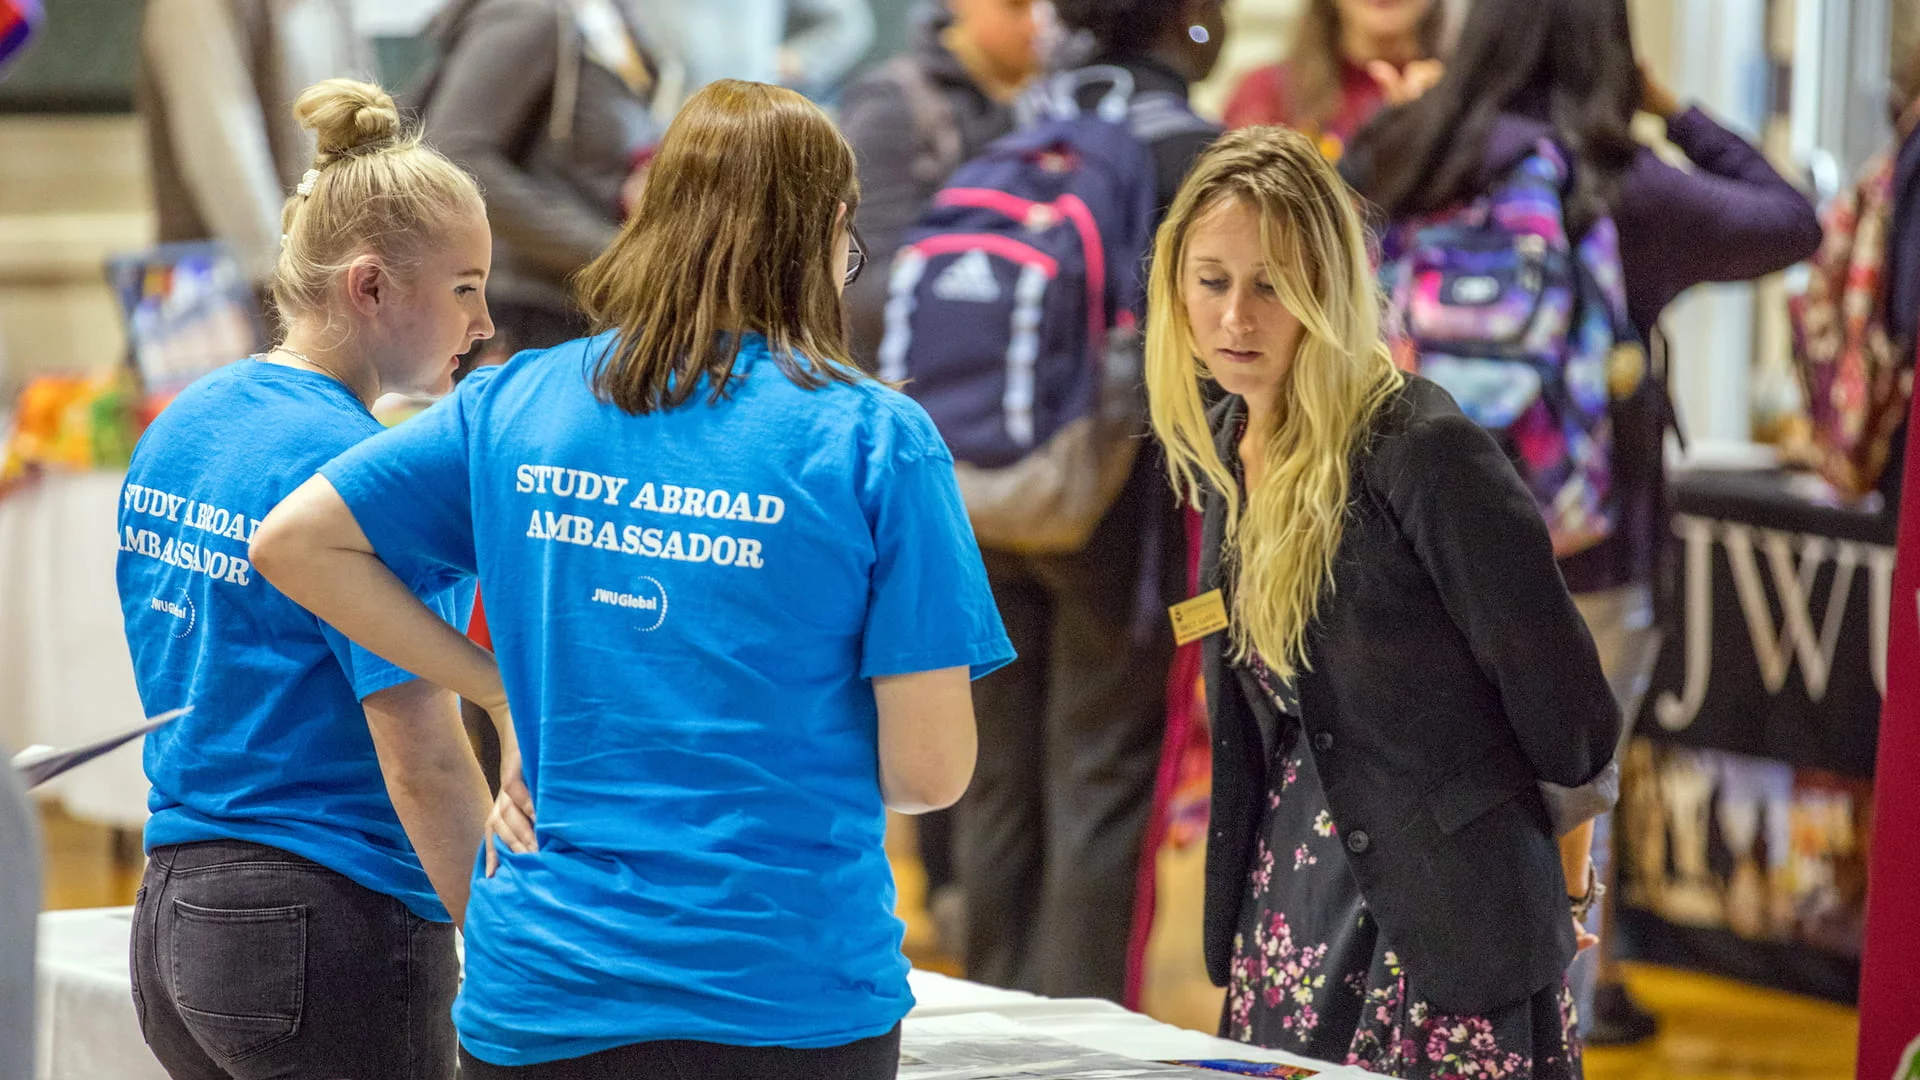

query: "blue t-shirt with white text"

left=321, top=333, right=1013, bottom=1065
left=117, top=360, right=470, bottom=921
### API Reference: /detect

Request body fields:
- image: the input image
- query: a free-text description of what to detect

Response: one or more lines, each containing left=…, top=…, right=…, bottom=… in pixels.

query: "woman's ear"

left=344, top=256, right=386, bottom=317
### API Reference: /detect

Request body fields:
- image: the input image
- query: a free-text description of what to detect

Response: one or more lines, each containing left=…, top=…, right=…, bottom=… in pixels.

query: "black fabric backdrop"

left=1618, top=468, right=1889, bottom=1003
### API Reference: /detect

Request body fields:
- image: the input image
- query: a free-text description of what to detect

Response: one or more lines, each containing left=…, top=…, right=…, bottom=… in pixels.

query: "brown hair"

left=1285, top=0, right=1444, bottom=134
left=575, top=80, right=863, bottom=415
left=273, top=79, right=485, bottom=326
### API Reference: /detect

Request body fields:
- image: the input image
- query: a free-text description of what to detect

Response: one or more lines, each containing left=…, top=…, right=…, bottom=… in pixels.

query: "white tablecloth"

left=34, top=909, right=162, bottom=1080
left=0, top=472, right=151, bottom=828
left=902, top=969, right=1384, bottom=1077
left=38, top=907, right=1386, bottom=1080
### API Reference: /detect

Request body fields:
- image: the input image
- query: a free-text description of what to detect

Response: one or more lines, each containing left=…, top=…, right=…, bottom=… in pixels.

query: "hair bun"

left=293, top=78, right=403, bottom=161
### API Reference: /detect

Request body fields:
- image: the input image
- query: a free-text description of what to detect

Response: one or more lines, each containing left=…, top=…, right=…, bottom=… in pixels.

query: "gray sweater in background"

left=419, top=0, right=661, bottom=318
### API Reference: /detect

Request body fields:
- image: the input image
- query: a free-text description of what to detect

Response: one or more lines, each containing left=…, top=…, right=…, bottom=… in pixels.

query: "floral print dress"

left=1225, top=651, right=1583, bottom=1080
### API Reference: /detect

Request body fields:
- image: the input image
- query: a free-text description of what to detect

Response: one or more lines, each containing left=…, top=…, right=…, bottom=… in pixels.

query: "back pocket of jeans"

left=169, top=900, right=307, bottom=1063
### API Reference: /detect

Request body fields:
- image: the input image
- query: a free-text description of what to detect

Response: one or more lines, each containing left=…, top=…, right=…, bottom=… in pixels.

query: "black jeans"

left=457, top=1025, right=901, bottom=1080
left=956, top=456, right=1180, bottom=1001
left=131, top=840, right=459, bottom=1080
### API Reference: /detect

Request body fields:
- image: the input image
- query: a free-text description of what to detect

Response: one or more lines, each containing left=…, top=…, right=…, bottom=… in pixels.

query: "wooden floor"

left=41, top=805, right=1857, bottom=1080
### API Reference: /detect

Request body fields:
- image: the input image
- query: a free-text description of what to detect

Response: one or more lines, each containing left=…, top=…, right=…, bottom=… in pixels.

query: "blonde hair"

left=272, top=79, right=485, bottom=326
left=1146, top=127, right=1403, bottom=680
left=575, top=80, right=862, bottom=415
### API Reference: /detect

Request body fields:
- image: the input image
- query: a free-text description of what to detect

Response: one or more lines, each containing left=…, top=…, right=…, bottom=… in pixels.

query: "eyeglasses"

left=845, top=225, right=868, bottom=288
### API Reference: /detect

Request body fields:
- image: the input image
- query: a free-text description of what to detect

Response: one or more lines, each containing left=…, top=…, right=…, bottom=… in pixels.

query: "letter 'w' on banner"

left=1858, top=342, right=1920, bottom=1080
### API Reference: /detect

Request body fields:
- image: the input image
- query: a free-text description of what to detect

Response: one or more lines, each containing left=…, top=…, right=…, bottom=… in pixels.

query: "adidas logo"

left=931, top=249, right=1003, bottom=304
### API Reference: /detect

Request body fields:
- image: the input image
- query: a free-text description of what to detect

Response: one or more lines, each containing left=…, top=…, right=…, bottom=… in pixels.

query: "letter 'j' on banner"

left=1859, top=344, right=1920, bottom=1080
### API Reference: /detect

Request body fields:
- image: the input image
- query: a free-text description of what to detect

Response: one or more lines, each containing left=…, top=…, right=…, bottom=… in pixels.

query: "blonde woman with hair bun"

left=1148, top=126, right=1619, bottom=1077
left=116, top=78, right=495, bottom=1080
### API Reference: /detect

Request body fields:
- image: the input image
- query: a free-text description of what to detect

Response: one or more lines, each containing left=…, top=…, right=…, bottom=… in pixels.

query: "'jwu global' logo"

left=150, top=589, right=196, bottom=639
left=591, top=576, right=668, bottom=633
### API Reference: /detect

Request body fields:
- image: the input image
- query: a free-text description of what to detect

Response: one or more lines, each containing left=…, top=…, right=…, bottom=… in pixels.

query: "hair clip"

left=296, top=168, right=321, bottom=197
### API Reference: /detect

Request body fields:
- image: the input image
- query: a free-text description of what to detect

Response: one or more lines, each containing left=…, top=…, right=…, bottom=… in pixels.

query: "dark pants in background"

left=956, top=459, right=1179, bottom=1001
left=131, top=840, right=459, bottom=1080
left=457, top=1026, right=901, bottom=1080
left=917, top=808, right=956, bottom=891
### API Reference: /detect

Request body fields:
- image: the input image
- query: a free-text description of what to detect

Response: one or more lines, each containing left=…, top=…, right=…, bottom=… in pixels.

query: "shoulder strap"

left=884, top=55, right=963, bottom=184
left=1024, top=65, right=1137, bottom=125
left=1127, top=91, right=1214, bottom=145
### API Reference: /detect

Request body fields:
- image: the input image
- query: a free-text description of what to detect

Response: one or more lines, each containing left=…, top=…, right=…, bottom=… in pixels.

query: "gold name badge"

left=1169, top=589, right=1230, bottom=646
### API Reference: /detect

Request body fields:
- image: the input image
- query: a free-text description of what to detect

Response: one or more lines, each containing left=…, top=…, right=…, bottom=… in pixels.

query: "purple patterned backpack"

left=1379, top=141, right=1641, bottom=558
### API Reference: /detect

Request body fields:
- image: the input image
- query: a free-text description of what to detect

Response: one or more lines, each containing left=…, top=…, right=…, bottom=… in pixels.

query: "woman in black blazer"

left=1144, top=127, right=1621, bottom=1078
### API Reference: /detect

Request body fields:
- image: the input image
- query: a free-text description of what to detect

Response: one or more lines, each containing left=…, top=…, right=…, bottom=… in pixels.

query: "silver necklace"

left=269, top=345, right=347, bottom=385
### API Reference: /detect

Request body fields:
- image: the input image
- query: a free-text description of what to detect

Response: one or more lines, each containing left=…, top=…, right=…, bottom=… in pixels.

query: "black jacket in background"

left=1889, top=122, right=1920, bottom=358
left=1199, top=377, right=1621, bottom=1016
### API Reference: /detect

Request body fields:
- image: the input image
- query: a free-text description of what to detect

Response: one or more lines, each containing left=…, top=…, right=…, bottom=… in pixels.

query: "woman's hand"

left=1574, top=914, right=1600, bottom=953
left=483, top=721, right=537, bottom=878
left=1639, top=64, right=1682, bottom=120
left=1366, top=59, right=1445, bottom=107
left=1559, top=821, right=1601, bottom=951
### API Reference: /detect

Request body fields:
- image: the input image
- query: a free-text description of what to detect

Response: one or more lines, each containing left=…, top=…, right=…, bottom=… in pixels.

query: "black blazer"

left=1199, top=376, right=1621, bottom=1016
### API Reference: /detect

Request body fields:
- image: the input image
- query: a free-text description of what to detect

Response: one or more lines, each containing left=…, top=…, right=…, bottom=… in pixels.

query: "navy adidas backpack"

left=876, top=67, right=1171, bottom=553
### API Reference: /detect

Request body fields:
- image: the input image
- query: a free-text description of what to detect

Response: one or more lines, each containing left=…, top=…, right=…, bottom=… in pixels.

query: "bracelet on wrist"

left=1569, top=861, right=1604, bottom=923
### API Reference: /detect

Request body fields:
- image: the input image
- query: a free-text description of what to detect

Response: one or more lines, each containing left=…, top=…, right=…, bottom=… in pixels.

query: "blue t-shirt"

left=116, top=360, right=471, bottom=921
left=321, top=332, right=1014, bottom=1065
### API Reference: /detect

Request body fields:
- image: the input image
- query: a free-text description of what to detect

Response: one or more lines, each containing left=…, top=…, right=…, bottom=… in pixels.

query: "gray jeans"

left=1565, top=583, right=1662, bottom=1033
left=131, top=840, right=458, bottom=1080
